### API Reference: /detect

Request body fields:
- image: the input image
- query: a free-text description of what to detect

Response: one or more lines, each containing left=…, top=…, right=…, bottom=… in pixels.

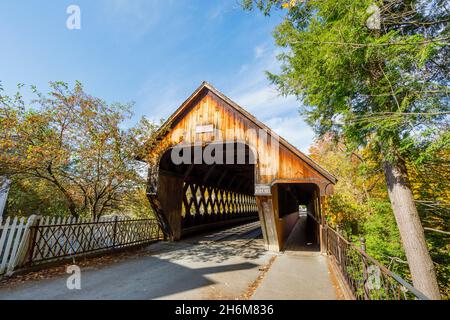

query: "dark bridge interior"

left=276, top=183, right=321, bottom=249
left=158, top=143, right=259, bottom=236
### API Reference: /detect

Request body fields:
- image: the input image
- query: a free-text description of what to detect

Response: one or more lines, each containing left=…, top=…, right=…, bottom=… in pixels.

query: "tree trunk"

left=383, top=159, right=441, bottom=299
left=67, top=201, right=78, bottom=218
left=57, top=186, right=78, bottom=218
left=53, top=181, right=78, bottom=218
left=45, top=168, right=79, bottom=218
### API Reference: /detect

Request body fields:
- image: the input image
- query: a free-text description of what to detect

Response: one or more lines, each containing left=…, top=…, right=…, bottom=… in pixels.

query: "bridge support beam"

left=256, top=195, right=281, bottom=252
left=157, top=173, right=184, bottom=240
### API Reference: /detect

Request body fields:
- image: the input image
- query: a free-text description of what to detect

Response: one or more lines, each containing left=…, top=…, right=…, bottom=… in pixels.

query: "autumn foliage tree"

left=309, top=135, right=449, bottom=297
left=244, top=0, right=449, bottom=298
left=0, top=82, right=157, bottom=219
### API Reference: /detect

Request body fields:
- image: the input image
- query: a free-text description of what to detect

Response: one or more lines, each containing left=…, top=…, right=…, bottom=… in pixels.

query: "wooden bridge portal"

left=145, top=82, right=336, bottom=251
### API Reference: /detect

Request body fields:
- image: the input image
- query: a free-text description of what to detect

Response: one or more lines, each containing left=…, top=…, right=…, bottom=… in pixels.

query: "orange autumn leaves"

left=0, top=82, right=158, bottom=218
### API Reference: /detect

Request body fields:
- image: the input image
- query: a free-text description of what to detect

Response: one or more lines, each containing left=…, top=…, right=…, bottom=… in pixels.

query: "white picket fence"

left=0, top=216, right=30, bottom=275
left=0, top=215, right=132, bottom=276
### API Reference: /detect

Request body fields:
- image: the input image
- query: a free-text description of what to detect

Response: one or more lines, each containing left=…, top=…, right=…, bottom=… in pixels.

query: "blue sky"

left=0, top=0, right=315, bottom=152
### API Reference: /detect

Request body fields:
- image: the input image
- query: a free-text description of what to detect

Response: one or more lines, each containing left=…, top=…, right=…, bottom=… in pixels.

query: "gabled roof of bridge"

left=153, top=81, right=337, bottom=184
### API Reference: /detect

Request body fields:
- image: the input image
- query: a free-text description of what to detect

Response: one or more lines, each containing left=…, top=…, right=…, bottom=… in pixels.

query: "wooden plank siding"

left=146, top=82, right=336, bottom=251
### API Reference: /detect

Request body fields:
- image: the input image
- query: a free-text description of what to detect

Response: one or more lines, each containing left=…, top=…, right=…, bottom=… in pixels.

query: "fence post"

left=336, top=225, right=342, bottom=267
left=322, top=224, right=328, bottom=254
left=112, top=216, right=118, bottom=248
left=360, top=237, right=366, bottom=251
left=26, top=216, right=41, bottom=266
left=360, top=237, right=370, bottom=299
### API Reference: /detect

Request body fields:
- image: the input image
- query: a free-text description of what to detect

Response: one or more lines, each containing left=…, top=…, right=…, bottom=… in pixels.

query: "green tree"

left=244, top=0, right=449, bottom=298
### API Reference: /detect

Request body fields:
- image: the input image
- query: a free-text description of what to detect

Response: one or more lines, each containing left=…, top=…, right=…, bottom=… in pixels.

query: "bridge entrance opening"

left=273, top=183, right=321, bottom=252
left=157, top=142, right=260, bottom=239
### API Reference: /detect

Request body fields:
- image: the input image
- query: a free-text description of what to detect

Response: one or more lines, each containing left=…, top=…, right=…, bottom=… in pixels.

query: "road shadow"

left=150, top=231, right=266, bottom=264
left=0, top=254, right=259, bottom=300
left=0, top=223, right=268, bottom=299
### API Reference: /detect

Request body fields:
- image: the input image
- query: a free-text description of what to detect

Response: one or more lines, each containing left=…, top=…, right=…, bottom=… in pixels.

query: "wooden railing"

left=323, top=224, right=429, bottom=300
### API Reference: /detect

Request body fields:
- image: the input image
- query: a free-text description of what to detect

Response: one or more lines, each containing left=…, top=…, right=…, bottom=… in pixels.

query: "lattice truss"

left=181, top=182, right=258, bottom=227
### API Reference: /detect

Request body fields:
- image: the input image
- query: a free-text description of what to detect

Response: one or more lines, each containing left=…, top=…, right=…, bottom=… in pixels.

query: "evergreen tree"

left=243, top=0, right=449, bottom=299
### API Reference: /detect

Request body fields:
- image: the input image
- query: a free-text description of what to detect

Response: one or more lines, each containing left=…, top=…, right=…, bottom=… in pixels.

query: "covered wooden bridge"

left=145, top=82, right=336, bottom=252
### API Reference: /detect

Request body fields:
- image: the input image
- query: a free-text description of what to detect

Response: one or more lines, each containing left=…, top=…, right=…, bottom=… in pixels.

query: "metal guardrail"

left=323, top=225, right=429, bottom=300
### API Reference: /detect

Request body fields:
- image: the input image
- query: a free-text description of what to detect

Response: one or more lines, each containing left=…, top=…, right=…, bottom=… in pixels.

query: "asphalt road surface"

left=0, top=220, right=340, bottom=300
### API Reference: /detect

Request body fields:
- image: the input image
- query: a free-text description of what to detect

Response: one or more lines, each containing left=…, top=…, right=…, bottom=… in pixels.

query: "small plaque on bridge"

left=255, top=184, right=271, bottom=196
left=195, top=124, right=214, bottom=134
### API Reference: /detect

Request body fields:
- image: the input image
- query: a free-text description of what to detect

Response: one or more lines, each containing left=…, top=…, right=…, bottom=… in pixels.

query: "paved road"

left=0, top=220, right=340, bottom=300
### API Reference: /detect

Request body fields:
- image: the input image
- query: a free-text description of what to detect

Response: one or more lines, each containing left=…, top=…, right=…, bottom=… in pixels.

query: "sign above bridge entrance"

left=255, top=184, right=271, bottom=196
left=195, top=124, right=214, bottom=134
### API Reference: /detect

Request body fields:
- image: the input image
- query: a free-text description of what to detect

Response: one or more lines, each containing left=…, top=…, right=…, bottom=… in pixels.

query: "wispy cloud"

left=101, top=0, right=175, bottom=39
left=206, top=1, right=241, bottom=21
left=239, top=64, right=249, bottom=74
left=229, top=44, right=315, bottom=153
left=254, top=45, right=266, bottom=59
left=233, top=85, right=298, bottom=119
left=135, top=79, right=187, bottom=122
left=265, top=117, right=315, bottom=153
